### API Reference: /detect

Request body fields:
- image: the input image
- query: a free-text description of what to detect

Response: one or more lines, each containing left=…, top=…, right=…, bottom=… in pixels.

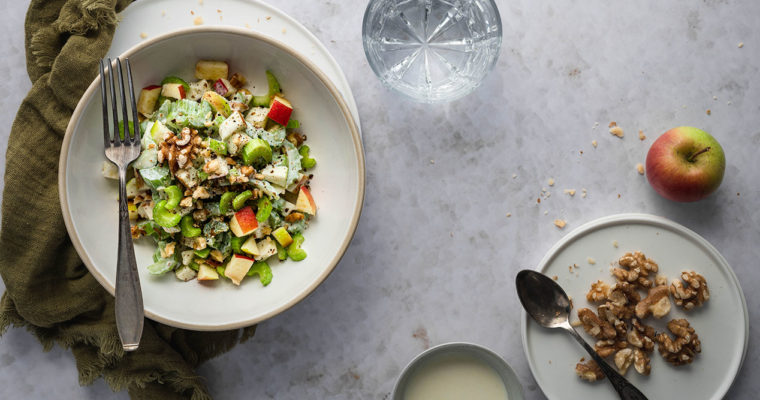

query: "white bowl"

left=59, top=27, right=364, bottom=330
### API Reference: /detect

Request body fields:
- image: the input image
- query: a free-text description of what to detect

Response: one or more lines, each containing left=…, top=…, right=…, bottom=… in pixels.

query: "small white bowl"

left=393, top=342, right=524, bottom=400
left=59, top=27, right=364, bottom=330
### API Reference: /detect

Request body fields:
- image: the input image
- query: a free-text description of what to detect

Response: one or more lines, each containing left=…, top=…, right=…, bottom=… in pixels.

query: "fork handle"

left=114, top=166, right=144, bottom=351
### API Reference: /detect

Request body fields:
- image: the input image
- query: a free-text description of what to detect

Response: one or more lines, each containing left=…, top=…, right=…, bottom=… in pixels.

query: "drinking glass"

left=362, top=0, right=502, bottom=103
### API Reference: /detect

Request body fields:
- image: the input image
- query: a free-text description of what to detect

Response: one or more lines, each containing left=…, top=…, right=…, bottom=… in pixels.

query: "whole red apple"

left=645, top=127, right=725, bottom=202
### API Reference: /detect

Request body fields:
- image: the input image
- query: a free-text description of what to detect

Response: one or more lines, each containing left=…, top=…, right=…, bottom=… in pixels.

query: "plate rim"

left=58, top=25, right=365, bottom=331
left=113, top=0, right=362, bottom=131
left=519, top=213, right=749, bottom=400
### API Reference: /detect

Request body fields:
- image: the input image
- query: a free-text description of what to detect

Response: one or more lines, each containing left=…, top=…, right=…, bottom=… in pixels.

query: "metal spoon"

left=516, top=269, right=648, bottom=400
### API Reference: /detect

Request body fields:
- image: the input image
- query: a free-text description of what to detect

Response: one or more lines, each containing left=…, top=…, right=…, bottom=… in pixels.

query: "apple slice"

left=272, top=227, right=293, bottom=247
left=229, top=206, right=258, bottom=237
left=195, top=60, right=229, bottom=81
left=266, top=95, right=293, bottom=126
left=224, top=254, right=255, bottom=285
left=214, top=78, right=236, bottom=98
left=161, top=82, right=186, bottom=100
left=256, top=237, right=278, bottom=261
left=240, top=236, right=261, bottom=257
left=295, top=187, right=316, bottom=215
left=197, top=263, right=219, bottom=281
left=137, top=85, right=161, bottom=116
left=202, top=91, right=232, bottom=117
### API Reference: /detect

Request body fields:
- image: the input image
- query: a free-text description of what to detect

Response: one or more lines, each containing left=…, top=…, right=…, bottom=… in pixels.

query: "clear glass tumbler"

left=362, top=0, right=502, bottom=103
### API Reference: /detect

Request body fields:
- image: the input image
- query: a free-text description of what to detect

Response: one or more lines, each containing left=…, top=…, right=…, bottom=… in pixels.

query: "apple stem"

left=688, top=147, right=711, bottom=162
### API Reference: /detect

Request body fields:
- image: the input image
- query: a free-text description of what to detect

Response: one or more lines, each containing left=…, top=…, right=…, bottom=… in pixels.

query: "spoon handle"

left=566, top=326, right=648, bottom=400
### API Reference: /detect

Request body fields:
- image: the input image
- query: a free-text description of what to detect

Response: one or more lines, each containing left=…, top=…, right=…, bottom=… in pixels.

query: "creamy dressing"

left=403, top=353, right=509, bottom=400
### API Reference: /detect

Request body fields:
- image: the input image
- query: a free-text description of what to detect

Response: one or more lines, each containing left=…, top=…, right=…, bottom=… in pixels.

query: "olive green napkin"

left=0, top=1, right=255, bottom=399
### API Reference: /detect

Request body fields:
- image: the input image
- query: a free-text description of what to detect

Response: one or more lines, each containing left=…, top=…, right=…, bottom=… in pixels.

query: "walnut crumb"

left=638, top=130, right=646, bottom=140
left=139, top=32, right=147, bottom=39
left=706, top=109, right=711, bottom=116
left=609, top=121, right=617, bottom=128
left=506, top=212, right=512, bottom=218
left=266, top=15, right=272, bottom=20
left=554, top=219, right=567, bottom=229
left=738, top=42, right=744, bottom=48
left=548, top=178, right=555, bottom=186
left=613, top=240, right=619, bottom=248
left=592, top=140, right=598, bottom=148
left=552, top=275, right=559, bottom=281
left=193, top=16, right=203, bottom=25
left=609, top=126, right=624, bottom=138
left=588, top=257, right=596, bottom=265
left=636, top=163, right=645, bottom=175
left=564, top=189, right=576, bottom=196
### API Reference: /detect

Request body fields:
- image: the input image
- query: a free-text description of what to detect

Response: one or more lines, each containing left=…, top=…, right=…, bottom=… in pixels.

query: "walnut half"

left=656, top=319, right=701, bottom=366
left=575, top=360, right=604, bottom=382
left=635, top=285, right=671, bottom=319
left=670, top=270, right=710, bottom=310
left=578, top=308, right=616, bottom=340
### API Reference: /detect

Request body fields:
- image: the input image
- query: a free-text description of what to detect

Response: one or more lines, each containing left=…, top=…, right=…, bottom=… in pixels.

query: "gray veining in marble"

left=1, top=0, right=759, bottom=399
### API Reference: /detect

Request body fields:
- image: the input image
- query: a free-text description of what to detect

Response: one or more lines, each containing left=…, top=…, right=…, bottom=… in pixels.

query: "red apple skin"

left=214, top=79, right=229, bottom=96
left=267, top=96, right=293, bottom=126
left=234, top=206, right=258, bottom=232
left=645, top=127, right=726, bottom=202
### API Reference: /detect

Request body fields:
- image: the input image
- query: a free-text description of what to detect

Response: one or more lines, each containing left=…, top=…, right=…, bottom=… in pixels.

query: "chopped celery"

left=286, top=119, right=300, bottom=129
left=246, top=261, right=273, bottom=286
left=180, top=215, right=201, bottom=237
left=219, top=191, right=237, bottom=215
left=298, top=145, right=316, bottom=169
left=153, top=200, right=182, bottom=228
left=208, top=138, right=227, bottom=156
left=275, top=241, right=288, bottom=261
left=194, top=248, right=211, bottom=258
left=230, top=235, right=247, bottom=254
left=256, top=197, right=272, bottom=222
left=164, top=185, right=182, bottom=210
left=286, top=233, right=306, bottom=261
left=139, top=166, right=172, bottom=189
left=147, top=258, right=176, bottom=275
left=232, top=190, right=252, bottom=210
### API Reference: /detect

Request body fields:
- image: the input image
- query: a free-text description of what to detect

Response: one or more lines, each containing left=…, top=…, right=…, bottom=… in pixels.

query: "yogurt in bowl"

left=393, top=342, right=524, bottom=400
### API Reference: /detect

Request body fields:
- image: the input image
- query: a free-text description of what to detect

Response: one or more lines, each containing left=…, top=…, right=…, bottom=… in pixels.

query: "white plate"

left=521, top=213, right=748, bottom=400
left=111, top=0, right=360, bottom=132
left=60, top=27, right=364, bottom=330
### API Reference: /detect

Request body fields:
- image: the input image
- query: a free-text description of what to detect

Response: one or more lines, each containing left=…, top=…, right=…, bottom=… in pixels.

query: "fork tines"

left=99, top=58, right=141, bottom=147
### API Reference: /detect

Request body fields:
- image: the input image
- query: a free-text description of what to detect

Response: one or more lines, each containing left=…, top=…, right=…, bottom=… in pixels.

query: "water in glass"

left=363, top=0, right=502, bottom=103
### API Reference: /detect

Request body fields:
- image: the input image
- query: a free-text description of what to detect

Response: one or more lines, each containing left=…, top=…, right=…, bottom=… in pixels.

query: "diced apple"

left=187, top=80, right=211, bottom=101
left=218, top=111, right=246, bottom=140
left=137, top=85, right=161, bottom=116
left=224, top=254, right=255, bottom=285
left=272, top=227, right=293, bottom=247
left=266, top=95, right=293, bottom=126
left=295, top=186, right=316, bottom=215
left=195, top=60, right=229, bottom=81
left=161, top=83, right=186, bottom=100
left=202, top=91, right=232, bottom=117
left=241, top=236, right=261, bottom=256
left=150, top=120, right=172, bottom=144
left=244, top=107, right=269, bottom=129
left=229, top=206, right=258, bottom=237
left=101, top=160, right=118, bottom=179
left=175, top=265, right=197, bottom=282
left=127, top=201, right=138, bottom=221
left=214, top=78, right=237, bottom=98
left=256, top=237, right=278, bottom=261
left=260, top=165, right=288, bottom=187
left=197, top=264, right=219, bottom=281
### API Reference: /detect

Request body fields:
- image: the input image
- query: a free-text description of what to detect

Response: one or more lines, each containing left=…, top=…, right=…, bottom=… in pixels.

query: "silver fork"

left=100, top=58, right=144, bottom=351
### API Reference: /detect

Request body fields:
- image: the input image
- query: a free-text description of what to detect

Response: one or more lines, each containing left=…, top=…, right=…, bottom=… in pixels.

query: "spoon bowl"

left=515, top=270, right=572, bottom=329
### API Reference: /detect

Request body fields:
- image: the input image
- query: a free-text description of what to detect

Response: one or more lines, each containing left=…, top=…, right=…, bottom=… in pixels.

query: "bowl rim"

left=58, top=25, right=365, bottom=330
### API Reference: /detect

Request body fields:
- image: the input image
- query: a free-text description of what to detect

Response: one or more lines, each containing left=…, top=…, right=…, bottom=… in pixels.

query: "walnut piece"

left=613, top=251, right=659, bottom=289
left=633, top=349, right=651, bottom=375
left=670, top=270, right=710, bottom=310
left=595, top=338, right=627, bottom=358
left=586, top=280, right=611, bottom=302
left=656, top=319, right=701, bottom=366
left=578, top=308, right=616, bottom=340
left=628, top=318, right=655, bottom=353
left=607, top=282, right=640, bottom=319
left=635, top=285, right=671, bottom=319
left=575, top=360, right=604, bottom=382
left=614, top=348, right=633, bottom=375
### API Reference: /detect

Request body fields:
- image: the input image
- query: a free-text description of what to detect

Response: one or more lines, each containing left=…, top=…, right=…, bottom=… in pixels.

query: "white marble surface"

left=1, top=0, right=759, bottom=399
